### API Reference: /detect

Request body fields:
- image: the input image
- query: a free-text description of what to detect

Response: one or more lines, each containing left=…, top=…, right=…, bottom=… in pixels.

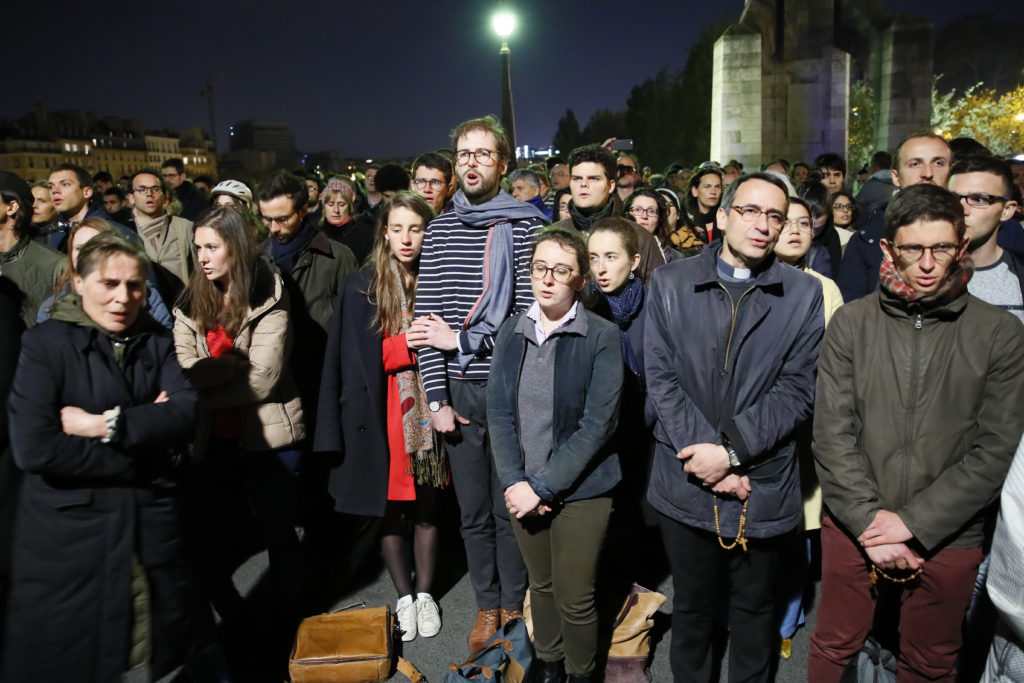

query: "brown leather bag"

left=604, top=584, right=667, bottom=683
left=289, top=605, right=425, bottom=683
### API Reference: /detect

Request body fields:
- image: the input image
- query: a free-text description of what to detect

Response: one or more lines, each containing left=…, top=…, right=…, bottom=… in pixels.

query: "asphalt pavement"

left=219, top=515, right=819, bottom=683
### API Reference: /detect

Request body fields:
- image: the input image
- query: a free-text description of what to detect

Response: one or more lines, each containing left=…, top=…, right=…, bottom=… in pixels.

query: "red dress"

left=382, top=333, right=417, bottom=501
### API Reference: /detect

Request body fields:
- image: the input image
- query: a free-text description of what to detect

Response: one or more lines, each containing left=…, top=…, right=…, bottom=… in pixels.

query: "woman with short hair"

left=320, top=178, right=376, bottom=264
left=4, top=232, right=198, bottom=681
left=488, top=227, right=623, bottom=683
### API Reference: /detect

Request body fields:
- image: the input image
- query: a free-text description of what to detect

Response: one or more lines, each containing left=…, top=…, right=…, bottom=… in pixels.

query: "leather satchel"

left=604, top=584, right=667, bottom=683
left=289, top=605, right=425, bottom=683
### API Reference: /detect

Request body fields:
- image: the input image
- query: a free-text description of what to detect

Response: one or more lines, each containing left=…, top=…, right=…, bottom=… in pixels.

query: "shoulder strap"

left=170, top=217, right=193, bottom=278
left=396, top=655, right=426, bottom=682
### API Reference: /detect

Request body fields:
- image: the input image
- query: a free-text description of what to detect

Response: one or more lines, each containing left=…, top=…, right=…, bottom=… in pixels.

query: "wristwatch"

left=428, top=400, right=449, bottom=413
left=721, top=436, right=742, bottom=468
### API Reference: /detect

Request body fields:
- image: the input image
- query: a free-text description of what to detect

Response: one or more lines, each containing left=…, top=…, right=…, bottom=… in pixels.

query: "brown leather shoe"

left=468, top=608, right=500, bottom=652
left=499, top=608, right=523, bottom=626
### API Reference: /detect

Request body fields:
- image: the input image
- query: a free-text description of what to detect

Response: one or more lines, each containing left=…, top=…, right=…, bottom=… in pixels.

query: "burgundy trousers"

left=807, top=514, right=982, bottom=682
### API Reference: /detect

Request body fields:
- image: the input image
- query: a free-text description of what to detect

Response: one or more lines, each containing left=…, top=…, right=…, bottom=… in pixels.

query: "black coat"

left=644, top=243, right=825, bottom=539
left=4, top=315, right=198, bottom=682
left=314, top=266, right=391, bottom=517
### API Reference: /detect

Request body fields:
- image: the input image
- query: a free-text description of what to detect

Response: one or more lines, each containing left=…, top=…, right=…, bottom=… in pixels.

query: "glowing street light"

left=493, top=5, right=517, bottom=156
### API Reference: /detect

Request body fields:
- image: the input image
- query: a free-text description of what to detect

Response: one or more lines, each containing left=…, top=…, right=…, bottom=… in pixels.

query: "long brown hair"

left=181, top=206, right=259, bottom=336
left=369, top=192, right=435, bottom=336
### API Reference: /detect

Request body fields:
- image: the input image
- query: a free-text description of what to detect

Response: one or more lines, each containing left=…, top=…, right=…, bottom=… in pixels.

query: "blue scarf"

left=453, top=189, right=547, bottom=371
left=269, top=217, right=318, bottom=276
left=593, top=276, right=645, bottom=377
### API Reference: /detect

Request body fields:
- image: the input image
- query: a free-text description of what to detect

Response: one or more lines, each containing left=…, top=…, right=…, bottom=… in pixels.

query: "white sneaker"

left=396, top=594, right=417, bottom=642
left=416, top=593, right=441, bottom=638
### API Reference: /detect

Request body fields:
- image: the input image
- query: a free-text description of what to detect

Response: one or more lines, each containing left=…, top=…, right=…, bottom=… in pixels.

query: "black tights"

left=380, top=485, right=441, bottom=597
left=381, top=523, right=439, bottom=597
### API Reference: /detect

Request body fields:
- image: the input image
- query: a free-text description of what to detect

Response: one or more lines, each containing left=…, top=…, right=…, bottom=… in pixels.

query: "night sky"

left=5, top=0, right=1018, bottom=160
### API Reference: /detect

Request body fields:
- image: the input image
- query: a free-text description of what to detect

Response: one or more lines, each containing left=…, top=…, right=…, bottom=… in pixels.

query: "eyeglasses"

left=262, top=212, right=297, bottom=226
left=954, top=192, right=1009, bottom=209
left=629, top=207, right=659, bottom=218
left=832, top=202, right=853, bottom=211
left=412, top=178, right=446, bottom=190
left=455, top=149, right=498, bottom=166
left=530, top=261, right=576, bottom=283
left=890, top=242, right=961, bottom=264
left=134, top=185, right=163, bottom=195
left=617, top=164, right=637, bottom=174
left=783, top=218, right=813, bottom=233
left=731, top=205, right=786, bottom=230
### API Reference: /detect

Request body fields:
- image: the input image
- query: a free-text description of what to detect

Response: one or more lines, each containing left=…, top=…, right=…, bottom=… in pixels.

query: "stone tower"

left=710, top=0, right=934, bottom=169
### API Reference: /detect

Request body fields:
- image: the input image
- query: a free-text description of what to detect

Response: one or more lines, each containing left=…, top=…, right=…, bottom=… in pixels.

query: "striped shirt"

left=415, top=208, right=545, bottom=402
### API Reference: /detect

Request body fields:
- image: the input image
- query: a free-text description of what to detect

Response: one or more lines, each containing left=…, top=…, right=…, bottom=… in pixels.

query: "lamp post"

left=492, top=8, right=516, bottom=158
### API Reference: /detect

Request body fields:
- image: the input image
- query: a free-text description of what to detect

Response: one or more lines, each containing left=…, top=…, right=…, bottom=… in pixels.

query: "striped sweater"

left=415, top=208, right=545, bottom=402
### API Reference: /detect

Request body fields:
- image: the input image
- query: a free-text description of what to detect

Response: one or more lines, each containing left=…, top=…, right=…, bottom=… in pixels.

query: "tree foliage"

left=848, top=80, right=876, bottom=172
left=931, top=82, right=1024, bottom=156
left=933, top=14, right=1024, bottom=95
left=549, top=13, right=733, bottom=170
left=552, top=109, right=582, bottom=157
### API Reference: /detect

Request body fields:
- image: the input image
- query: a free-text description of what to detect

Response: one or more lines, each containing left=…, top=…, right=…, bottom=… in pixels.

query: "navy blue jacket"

left=644, top=244, right=824, bottom=538
left=488, top=308, right=623, bottom=504
left=838, top=204, right=885, bottom=302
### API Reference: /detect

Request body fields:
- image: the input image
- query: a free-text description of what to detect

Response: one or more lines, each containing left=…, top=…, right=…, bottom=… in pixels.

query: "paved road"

left=218, top=517, right=819, bottom=683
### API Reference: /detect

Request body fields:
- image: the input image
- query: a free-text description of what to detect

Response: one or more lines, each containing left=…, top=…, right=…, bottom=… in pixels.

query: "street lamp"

left=493, top=8, right=517, bottom=157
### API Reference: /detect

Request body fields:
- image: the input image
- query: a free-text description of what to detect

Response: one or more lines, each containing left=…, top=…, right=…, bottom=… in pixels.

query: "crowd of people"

left=0, top=113, right=1023, bottom=683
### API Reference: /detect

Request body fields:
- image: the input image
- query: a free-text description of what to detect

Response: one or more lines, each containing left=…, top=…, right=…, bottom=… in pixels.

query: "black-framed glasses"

left=731, top=205, right=786, bottom=230
left=629, top=206, right=659, bottom=218
left=530, top=261, right=576, bottom=283
left=133, top=185, right=163, bottom=195
left=832, top=202, right=854, bottom=211
left=782, top=218, right=813, bottom=233
left=262, top=212, right=297, bottom=226
left=617, top=164, right=637, bottom=175
left=412, top=178, right=446, bottom=190
left=890, top=242, right=961, bottom=264
left=954, top=192, right=1010, bottom=209
left=455, top=149, right=498, bottom=166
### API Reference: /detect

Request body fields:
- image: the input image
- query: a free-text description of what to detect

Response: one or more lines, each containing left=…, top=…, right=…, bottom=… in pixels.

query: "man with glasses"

left=411, top=152, right=454, bottom=214
left=160, top=158, right=208, bottom=221
left=409, top=116, right=546, bottom=654
left=551, top=144, right=664, bottom=284
left=809, top=183, right=1024, bottom=681
left=949, top=156, right=1024, bottom=324
left=509, top=168, right=552, bottom=220
left=258, top=170, right=357, bottom=610
left=839, top=133, right=953, bottom=302
left=127, top=169, right=193, bottom=301
left=645, top=172, right=824, bottom=682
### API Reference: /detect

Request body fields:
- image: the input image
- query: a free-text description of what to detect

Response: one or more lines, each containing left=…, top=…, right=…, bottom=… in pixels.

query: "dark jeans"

left=186, top=440, right=302, bottom=636
left=513, top=496, right=612, bottom=676
left=447, top=379, right=527, bottom=611
left=808, top=515, right=982, bottom=682
left=659, top=513, right=786, bottom=683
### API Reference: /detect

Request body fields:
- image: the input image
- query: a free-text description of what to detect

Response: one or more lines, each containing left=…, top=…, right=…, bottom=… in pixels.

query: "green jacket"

left=0, top=237, right=65, bottom=328
left=290, top=231, right=358, bottom=333
left=813, top=288, right=1024, bottom=551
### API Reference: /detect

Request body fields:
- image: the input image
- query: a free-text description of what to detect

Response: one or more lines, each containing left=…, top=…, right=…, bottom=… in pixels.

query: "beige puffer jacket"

left=173, top=260, right=305, bottom=457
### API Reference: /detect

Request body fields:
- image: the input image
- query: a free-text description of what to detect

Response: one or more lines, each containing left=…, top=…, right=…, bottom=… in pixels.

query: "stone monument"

left=710, top=0, right=934, bottom=169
